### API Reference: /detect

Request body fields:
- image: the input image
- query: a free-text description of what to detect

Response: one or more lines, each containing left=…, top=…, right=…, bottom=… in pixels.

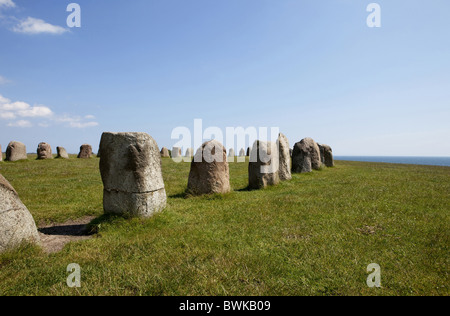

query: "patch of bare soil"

left=38, top=216, right=96, bottom=254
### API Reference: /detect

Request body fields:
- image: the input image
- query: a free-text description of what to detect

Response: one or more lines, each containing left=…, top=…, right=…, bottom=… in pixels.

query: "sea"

left=335, top=156, right=450, bottom=167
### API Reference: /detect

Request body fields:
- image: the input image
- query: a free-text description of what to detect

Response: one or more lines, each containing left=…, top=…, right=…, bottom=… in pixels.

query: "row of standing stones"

left=0, top=142, right=94, bottom=161
left=0, top=132, right=333, bottom=253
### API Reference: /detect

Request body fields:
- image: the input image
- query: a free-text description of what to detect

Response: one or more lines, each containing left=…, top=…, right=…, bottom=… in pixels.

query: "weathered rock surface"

left=248, top=140, right=280, bottom=190
left=160, top=147, right=170, bottom=158
left=292, top=137, right=321, bottom=173
left=99, top=132, right=167, bottom=218
left=319, top=144, right=334, bottom=167
left=37, top=142, right=53, bottom=160
left=0, top=174, right=40, bottom=253
left=277, top=133, right=292, bottom=181
left=6, top=141, right=27, bottom=162
left=56, top=147, right=69, bottom=159
left=172, top=147, right=182, bottom=158
left=77, top=144, right=93, bottom=159
left=187, top=140, right=231, bottom=196
left=185, top=148, right=194, bottom=158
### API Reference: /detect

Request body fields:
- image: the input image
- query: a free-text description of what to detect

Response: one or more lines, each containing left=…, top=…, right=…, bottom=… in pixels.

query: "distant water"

left=335, top=156, right=450, bottom=167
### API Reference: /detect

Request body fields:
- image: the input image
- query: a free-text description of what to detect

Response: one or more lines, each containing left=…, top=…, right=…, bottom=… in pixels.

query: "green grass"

left=0, top=155, right=448, bottom=296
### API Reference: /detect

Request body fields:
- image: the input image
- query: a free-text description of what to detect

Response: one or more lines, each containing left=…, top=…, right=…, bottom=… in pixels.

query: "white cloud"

left=8, top=120, right=32, bottom=128
left=13, top=17, right=67, bottom=35
left=0, top=0, right=15, bottom=9
left=0, top=94, right=99, bottom=129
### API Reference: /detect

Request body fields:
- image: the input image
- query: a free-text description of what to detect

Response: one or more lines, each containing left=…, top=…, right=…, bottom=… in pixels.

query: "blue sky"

left=0, top=0, right=449, bottom=156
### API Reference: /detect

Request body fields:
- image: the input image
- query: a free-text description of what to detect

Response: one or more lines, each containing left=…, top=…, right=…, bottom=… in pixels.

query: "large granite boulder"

left=277, top=133, right=292, bottom=181
left=0, top=174, right=40, bottom=253
left=319, top=144, right=334, bottom=167
left=187, top=140, right=231, bottom=196
left=56, top=147, right=69, bottom=159
left=37, top=142, right=53, bottom=160
left=77, top=144, right=93, bottom=159
left=99, top=132, right=167, bottom=218
left=160, top=147, right=170, bottom=158
left=292, top=137, right=321, bottom=173
left=248, top=140, right=280, bottom=190
left=6, top=141, right=27, bottom=162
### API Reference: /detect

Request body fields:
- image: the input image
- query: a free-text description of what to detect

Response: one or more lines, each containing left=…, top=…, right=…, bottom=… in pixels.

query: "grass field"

left=0, top=154, right=448, bottom=296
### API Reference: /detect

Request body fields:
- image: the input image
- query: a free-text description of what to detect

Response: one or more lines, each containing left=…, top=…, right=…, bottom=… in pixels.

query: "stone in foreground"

left=78, top=144, right=93, bottom=159
left=37, top=142, right=53, bottom=160
left=248, top=140, right=280, bottom=190
left=319, top=144, right=334, bottom=167
left=6, top=141, right=27, bottom=162
left=277, top=133, right=292, bottom=181
left=99, top=132, right=167, bottom=218
left=56, top=147, right=69, bottom=159
left=0, top=174, right=40, bottom=253
left=187, top=140, right=231, bottom=196
left=292, top=137, right=321, bottom=173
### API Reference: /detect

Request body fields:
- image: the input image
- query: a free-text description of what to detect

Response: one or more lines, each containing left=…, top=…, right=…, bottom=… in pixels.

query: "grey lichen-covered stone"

left=78, top=144, right=93, bottom=159
left=56, top=147, right=69, bottom=159
left=185, top=148, right=194, bottom=158
left=6, top=141, right=27, bottom=162
left=239, top=148, right=246, bottom=157
left=277, top=133, right=292, bottom=181
left=99, top=132, right=167, bottom=218
left=292, top=137, right=321, bottom=173
left=37, top=142, right=53, bottom=160
left=160, top=147, right=170, bottom=158
left=187, top=140, right=231, bottom=196
left=0, top=174, right=40, bottom=253
left=172, top=147, right=182, bottom=158
left=248, top=140, right=280, bottom=190
left=318, top=144, right=334, bottom=167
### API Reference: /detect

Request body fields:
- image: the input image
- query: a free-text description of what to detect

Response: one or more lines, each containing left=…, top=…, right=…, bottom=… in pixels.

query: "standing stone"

left=246, top=147, right=251, bottom=157
left=290, top=149, right=293, bottom=157
left=99, top=132, right=167, bottom=218
left=172, top=147, right=182, bottom=159
left=6, top=141, right=27, bottom=162
left=37, top=142, right=53, bottom=160
left=248, top=140, right=280, bottom=190
left=239, top=148, right=246, bottom=157
left=160, top=147, right=170, bottom=158
left=292, top=137, right=321, bottom=173
left=56, top=147, right=69, bottom=159
left=187, top=140, right=231, bottom=196
left=185, top=148, right=194, bottom=158
left=318, top=144, right=334, bottom=167
left=78, top=144, right=93, bottom=159
left=228, top=149, right=235, bottom=157
left=0, top=174, right=40, bottom=253
left=277, top=133, right=292, bottom=181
